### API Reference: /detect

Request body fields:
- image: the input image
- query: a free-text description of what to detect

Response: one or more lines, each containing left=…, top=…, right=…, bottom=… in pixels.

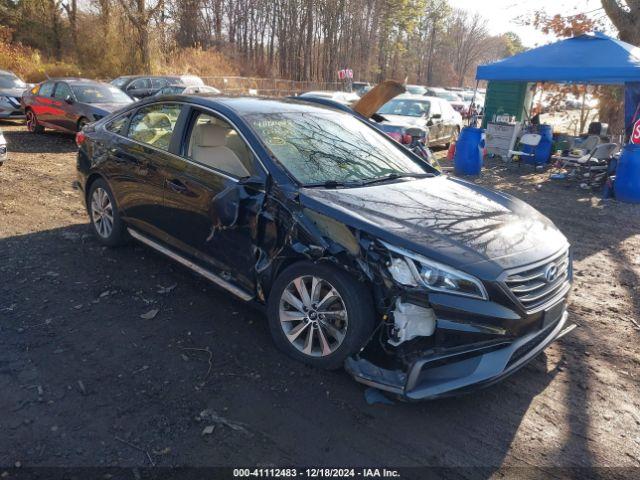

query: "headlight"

left=382, top=241, right=488, bottom=300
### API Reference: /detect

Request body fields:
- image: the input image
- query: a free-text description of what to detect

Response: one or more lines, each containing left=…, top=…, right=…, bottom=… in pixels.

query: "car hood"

left=0, top=87, right=26, bottom=98
left=299, top=176, right=568, bottom=277
left=380, top=115, right=427, bottom=128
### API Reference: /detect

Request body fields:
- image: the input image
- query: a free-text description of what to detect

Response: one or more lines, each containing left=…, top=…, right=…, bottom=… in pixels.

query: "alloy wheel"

left=279, top=275, right=349, bottom=357
left=26, top=111, right=37, bottom=132
left=90, top=187, right=114, bottom=239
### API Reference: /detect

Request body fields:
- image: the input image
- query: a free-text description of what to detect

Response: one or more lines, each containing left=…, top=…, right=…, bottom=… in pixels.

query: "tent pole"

left=469, top=79, right=479, bottom=127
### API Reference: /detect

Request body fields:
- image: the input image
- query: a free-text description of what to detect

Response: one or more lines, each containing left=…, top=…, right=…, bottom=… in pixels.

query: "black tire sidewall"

left=267, top=261, right=375, bottom=370
left=88, top=178, right=127, bottom=247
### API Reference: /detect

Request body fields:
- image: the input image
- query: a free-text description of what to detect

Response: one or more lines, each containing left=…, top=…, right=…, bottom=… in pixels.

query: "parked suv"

left=111, top=75, right=205, bottom=99
left=76, top=96, right=574, bottom=400
left=0, top=69, right=28, bottom=120
left=23, top=78, right=134, bottom=134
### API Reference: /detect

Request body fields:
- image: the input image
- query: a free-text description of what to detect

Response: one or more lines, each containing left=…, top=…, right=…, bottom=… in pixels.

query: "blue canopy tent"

left=476, top=32, right=640, bottom=136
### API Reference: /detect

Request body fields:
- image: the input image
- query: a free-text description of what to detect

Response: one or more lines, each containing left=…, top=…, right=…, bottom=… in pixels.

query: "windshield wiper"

left=360, top=172, right=435, bottom=186
left=303, top=179, right=365, bottom=189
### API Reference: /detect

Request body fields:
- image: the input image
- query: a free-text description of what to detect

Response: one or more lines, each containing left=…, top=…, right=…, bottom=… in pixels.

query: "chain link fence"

left=201, top=76, right=345, bottom=97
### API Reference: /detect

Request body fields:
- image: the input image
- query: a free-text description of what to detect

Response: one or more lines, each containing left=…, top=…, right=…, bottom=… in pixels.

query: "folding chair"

left=565, top=142, right=619, bottom=170
left=508, top=133, right=541, bottom=165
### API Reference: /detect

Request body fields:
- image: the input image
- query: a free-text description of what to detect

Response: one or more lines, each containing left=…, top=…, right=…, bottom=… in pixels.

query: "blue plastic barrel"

left=614, top=143, right=640, bottom=203
left=524, top=124, right=553, bottom=165
left=454, top=127, right=484, bottom=175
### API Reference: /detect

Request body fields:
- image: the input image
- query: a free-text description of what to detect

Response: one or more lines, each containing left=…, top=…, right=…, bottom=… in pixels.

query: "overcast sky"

left=452, top=0, right=612, bottom=47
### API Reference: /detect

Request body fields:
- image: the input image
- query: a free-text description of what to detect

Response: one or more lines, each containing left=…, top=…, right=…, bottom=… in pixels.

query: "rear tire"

left=25, top=109, right=44, bottom=134
left=267, top=261, right=376, bottom=370
left=87, top=178, right=127, bottom=247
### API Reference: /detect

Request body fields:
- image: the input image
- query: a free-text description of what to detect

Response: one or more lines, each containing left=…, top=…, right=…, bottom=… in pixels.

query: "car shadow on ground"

left=1, top=224, right=600, bottom=473
left=1, top=125, right=77, bottom=154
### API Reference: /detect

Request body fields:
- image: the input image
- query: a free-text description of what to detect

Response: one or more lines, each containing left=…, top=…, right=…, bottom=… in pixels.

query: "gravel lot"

left=1, top=121, right=640, bottom=476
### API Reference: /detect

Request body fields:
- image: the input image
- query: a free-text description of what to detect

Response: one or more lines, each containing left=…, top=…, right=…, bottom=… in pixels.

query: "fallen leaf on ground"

left=140, top=309, right=159, bottom=320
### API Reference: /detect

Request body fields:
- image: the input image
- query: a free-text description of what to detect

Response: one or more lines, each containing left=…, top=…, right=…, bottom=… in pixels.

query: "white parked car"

left=378, top=94, right=463, bottom=147
left=0, top=128, right=7, bottom=166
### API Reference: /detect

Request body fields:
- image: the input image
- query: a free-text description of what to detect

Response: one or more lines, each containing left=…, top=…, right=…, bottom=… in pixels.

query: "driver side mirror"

left=65, top=95, right=74, bottom=104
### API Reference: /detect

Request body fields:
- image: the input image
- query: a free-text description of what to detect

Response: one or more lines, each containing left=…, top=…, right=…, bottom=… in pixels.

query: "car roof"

left=140, top=95, right=345, bottom=116
left=0, top=70, right=18, bottom=77
left=45, top=77, right=96, bottom=84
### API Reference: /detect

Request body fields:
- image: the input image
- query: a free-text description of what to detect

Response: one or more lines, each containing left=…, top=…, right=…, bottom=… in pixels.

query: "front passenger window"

left=127, top=103, right=182, bottom=151
left=185, top=112, right=256, bottom=178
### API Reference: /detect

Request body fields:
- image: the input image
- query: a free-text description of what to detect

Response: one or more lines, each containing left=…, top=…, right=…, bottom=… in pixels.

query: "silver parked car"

left=0, top=70, right=28, bottom=120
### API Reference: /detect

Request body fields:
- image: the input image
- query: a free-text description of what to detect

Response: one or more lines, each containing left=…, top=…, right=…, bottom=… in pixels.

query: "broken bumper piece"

left=345, top=312, right=575, bottom=401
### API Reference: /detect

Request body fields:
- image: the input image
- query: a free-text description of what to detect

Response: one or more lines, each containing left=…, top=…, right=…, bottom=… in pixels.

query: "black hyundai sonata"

left=75, top=95, right=575, bottom=400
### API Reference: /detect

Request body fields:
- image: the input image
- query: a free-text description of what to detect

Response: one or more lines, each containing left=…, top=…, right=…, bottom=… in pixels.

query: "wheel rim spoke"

left=293, top=277, right=312, bottom=307
left=286, top=321, right=310, bottom=342
left=310, top=277, right=321, bottom=303
left=280, top=310, right=306, bottom=322
left=316, top=325, right=332, bottom=356
left=302, top=327, right=314, bottom=354
left=282, top=289, right=305, bottom=313
left=317, top=288, right=339, bottom=310
left=320, top=320, right=345, bottom=343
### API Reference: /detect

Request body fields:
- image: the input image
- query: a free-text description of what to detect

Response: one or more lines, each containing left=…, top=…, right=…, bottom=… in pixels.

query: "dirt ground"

left=1, top=121, right=640, bottom=477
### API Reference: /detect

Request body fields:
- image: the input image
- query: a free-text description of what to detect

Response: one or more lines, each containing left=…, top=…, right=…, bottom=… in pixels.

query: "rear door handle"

left=166, top=179, right=187, bottom=193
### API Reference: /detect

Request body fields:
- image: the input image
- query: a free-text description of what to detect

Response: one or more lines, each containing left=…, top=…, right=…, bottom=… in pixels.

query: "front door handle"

left=166, top=179, right=187, bottom=193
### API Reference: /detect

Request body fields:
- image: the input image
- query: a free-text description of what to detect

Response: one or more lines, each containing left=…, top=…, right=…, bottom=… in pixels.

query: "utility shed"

left=481, top=81, right=532, bottom=128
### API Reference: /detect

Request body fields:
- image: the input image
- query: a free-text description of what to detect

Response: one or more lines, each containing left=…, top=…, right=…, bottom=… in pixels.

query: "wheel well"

left=263, top=257, right=371, bottom=302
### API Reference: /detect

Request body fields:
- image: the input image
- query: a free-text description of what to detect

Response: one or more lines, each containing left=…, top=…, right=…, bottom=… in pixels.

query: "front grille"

left=505, top=249, right=571, bottom=312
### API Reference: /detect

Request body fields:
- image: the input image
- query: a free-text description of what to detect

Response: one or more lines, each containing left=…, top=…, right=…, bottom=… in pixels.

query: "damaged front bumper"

left=345, top=311, right=575, bottom=401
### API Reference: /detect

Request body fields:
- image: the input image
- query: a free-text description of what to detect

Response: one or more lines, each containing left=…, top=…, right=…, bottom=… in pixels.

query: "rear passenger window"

left=105, top=114, right=130, bottom=135
left=185, top=111, right=256, bottom=178
left=128, top=103, right=182, bottom=151
left=38, top=82, right=54, bottom=97
left=130, top=78, right=150, bottom=89
left=151, top=78, right=169, bottom=88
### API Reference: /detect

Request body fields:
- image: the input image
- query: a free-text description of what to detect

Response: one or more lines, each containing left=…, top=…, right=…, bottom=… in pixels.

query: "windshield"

left=0, top=74, right=26, bottom=89
left=110, top=77, right=128, bottom=88
left=406, top=85, right=427, bottom=95
left=247, top=111, right=433, bottom=185
left=437, top=91, right=461, bottom=102
left=72, top=84, right=133, bottom=104
left=378, top=99, right=430, bottom=117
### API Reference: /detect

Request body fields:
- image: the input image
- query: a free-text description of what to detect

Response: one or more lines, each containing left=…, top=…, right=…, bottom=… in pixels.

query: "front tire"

left=25, top=110, right=44, bottom=134
left=88, top=179, right=127, bottom=247
left=267, top=261, right=375, bottom=370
